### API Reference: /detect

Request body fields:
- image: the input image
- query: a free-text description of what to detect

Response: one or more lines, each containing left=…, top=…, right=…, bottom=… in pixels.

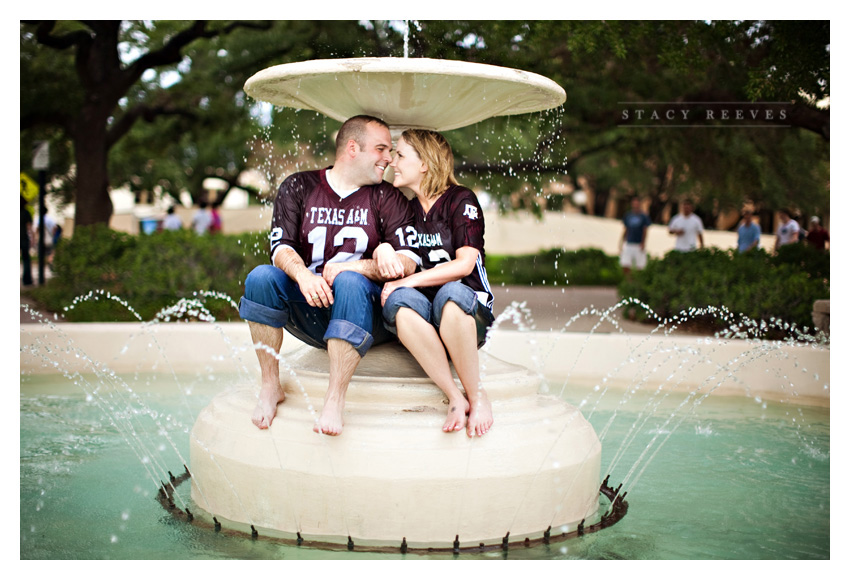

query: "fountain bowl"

left=243, top=57, right=567, bottom=134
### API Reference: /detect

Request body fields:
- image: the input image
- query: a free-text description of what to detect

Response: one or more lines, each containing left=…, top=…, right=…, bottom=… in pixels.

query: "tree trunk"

left=648, top=197, right=666, bottom=223
left=592, top=187, right=611, bottom=217
left=72, top=104, right=113, bottom=227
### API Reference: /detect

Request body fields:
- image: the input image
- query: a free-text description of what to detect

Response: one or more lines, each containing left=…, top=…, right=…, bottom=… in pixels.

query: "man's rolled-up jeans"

left=238, top=264, right=393, bottom=357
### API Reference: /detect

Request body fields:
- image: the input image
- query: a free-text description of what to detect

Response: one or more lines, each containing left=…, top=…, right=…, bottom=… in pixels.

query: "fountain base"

left=188, top=342, right=601, bottom=548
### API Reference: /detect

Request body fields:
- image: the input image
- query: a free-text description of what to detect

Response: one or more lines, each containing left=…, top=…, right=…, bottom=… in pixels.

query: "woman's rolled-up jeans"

left=382, top=281, right=494, bottom=348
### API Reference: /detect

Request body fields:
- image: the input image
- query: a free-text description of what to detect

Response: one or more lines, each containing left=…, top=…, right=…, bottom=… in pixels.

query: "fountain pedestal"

left=189, top=343, right=601, bottom=548
left=189, top=56, right=590, bottom=548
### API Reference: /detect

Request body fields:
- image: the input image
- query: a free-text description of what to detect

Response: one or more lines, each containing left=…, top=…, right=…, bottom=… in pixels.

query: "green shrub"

left=27, top=225, right=269, bottom=322
left=487, top=248, right=624, bottom=287
left=617, top=246, right=829, bottom=338
left=772, top=242, right=830, bottom=280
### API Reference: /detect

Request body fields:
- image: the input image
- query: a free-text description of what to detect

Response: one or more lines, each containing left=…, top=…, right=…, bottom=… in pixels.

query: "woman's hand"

left=374, top=242, right=406, bottom=280
left=380, top=278, right=408, bottom=307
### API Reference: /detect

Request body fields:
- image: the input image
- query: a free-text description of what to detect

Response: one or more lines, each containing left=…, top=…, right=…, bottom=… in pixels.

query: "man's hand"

left=321, top=261, right=351, bottom=289
left=297, top=270, right=333, bottom=308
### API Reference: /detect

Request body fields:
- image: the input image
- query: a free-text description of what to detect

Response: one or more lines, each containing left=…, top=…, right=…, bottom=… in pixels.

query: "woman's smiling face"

left=390, top=136, right=426, bottom=193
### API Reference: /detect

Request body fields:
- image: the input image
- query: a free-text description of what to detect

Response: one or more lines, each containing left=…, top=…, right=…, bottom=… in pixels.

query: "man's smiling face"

left=352, top=121, right=393, bottom=185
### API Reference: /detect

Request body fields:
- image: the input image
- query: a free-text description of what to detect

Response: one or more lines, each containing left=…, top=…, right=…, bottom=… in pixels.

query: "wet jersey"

left=408, top=185, right=494, bottom=311
left=269, top=168, right=419, bottom=273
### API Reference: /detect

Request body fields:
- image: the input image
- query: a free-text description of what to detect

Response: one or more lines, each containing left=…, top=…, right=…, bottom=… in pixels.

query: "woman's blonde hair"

left=400, top=129, right=459, bottom=200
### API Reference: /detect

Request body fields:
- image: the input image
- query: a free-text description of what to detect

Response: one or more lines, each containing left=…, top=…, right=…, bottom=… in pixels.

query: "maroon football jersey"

left=410, top=185, right=494, bottom=310
left=269, top=168, right=419, bottom=273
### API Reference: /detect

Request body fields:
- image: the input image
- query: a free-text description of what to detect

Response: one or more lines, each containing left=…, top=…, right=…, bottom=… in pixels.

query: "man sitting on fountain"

left=239, top=115, right=419, bottom=435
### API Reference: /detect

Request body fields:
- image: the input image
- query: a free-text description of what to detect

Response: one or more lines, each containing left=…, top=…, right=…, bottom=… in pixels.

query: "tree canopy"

left=20, top=20, right=829, bottom=228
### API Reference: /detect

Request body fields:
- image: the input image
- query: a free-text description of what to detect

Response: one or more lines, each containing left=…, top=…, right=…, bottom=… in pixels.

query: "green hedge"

left=27, top=225, right=269, bottom=322
left=486, top=248, right=624, bottom=287
left=29, top=235, right=621, bottom=321
left=617, top=245, right=829, bottom=337
left=25, top=228, right=828, bottom=338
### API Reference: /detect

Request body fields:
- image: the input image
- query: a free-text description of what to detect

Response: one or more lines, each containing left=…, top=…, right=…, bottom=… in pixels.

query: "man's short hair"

left=335, top=115, right=389, bottom=155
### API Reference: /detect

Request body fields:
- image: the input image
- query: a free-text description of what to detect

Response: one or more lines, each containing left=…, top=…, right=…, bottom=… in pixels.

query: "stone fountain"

left=188, top=57, right=609, bottom=550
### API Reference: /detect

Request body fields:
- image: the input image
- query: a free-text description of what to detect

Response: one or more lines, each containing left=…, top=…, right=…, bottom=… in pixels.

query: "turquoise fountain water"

left=20, top=297, right=829, bottom=560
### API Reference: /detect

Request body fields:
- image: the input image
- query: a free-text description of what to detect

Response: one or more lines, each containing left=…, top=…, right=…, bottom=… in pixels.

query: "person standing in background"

left=773, top=208, right=800, bottom=252
left=736, top=210, right=761, bottom=253
left=805, top=217, right=829, bottom=250
left=20, top=196, right=34, bottom=286
left=192, top=200, right=212, bottom=235
left=619, top=197, right=652, bottom=277
left=668, top=199, right=704, bottom=251
left=36, top=211, right=58, bottom=266
left=162, top=206, right=183, bottom=230
left=210, top=201, right=223, bottom=234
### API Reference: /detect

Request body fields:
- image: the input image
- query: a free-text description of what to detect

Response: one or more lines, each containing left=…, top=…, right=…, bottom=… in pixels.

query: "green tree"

left=106, top=20, right=372, bottom=207
left=21, top=20, right=829, bottom=227
left=20, top=20, right=376, bottom=224
left=21, top=21, right=274, bottom=225
left=399, top=21, right=829, bottom=220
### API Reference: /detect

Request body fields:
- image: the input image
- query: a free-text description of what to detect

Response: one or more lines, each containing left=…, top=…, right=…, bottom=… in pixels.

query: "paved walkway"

left=489, top=285, right=651, bottom=333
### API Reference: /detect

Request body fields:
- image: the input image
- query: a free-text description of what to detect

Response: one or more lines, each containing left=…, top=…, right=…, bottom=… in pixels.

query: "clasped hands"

left=374, top=243, right=409, bottom=307
left=299, top=243, right=408, bottom=309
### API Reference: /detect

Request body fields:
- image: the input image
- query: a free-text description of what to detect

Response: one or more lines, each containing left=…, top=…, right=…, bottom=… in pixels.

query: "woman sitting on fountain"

left=377, top=129, right=495, bottom=437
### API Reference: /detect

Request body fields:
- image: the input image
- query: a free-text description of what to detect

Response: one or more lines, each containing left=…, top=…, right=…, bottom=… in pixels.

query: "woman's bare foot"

left=314, top=397, right=345, bottom=436
left=252, top=382, right=285, bottom=429
left=443, top=396, right=470, bottom=433
left=467, top=390, right=493, bottom=437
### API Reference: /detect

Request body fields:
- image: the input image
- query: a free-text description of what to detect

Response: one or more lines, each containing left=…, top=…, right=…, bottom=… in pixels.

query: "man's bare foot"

left=467, top=390, right=493, bottom=437
left=314, top=397, right=345, bottom=436
left=252, top=382, right=285, bottom=429
left=443, top=396, right=470, bottom=433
